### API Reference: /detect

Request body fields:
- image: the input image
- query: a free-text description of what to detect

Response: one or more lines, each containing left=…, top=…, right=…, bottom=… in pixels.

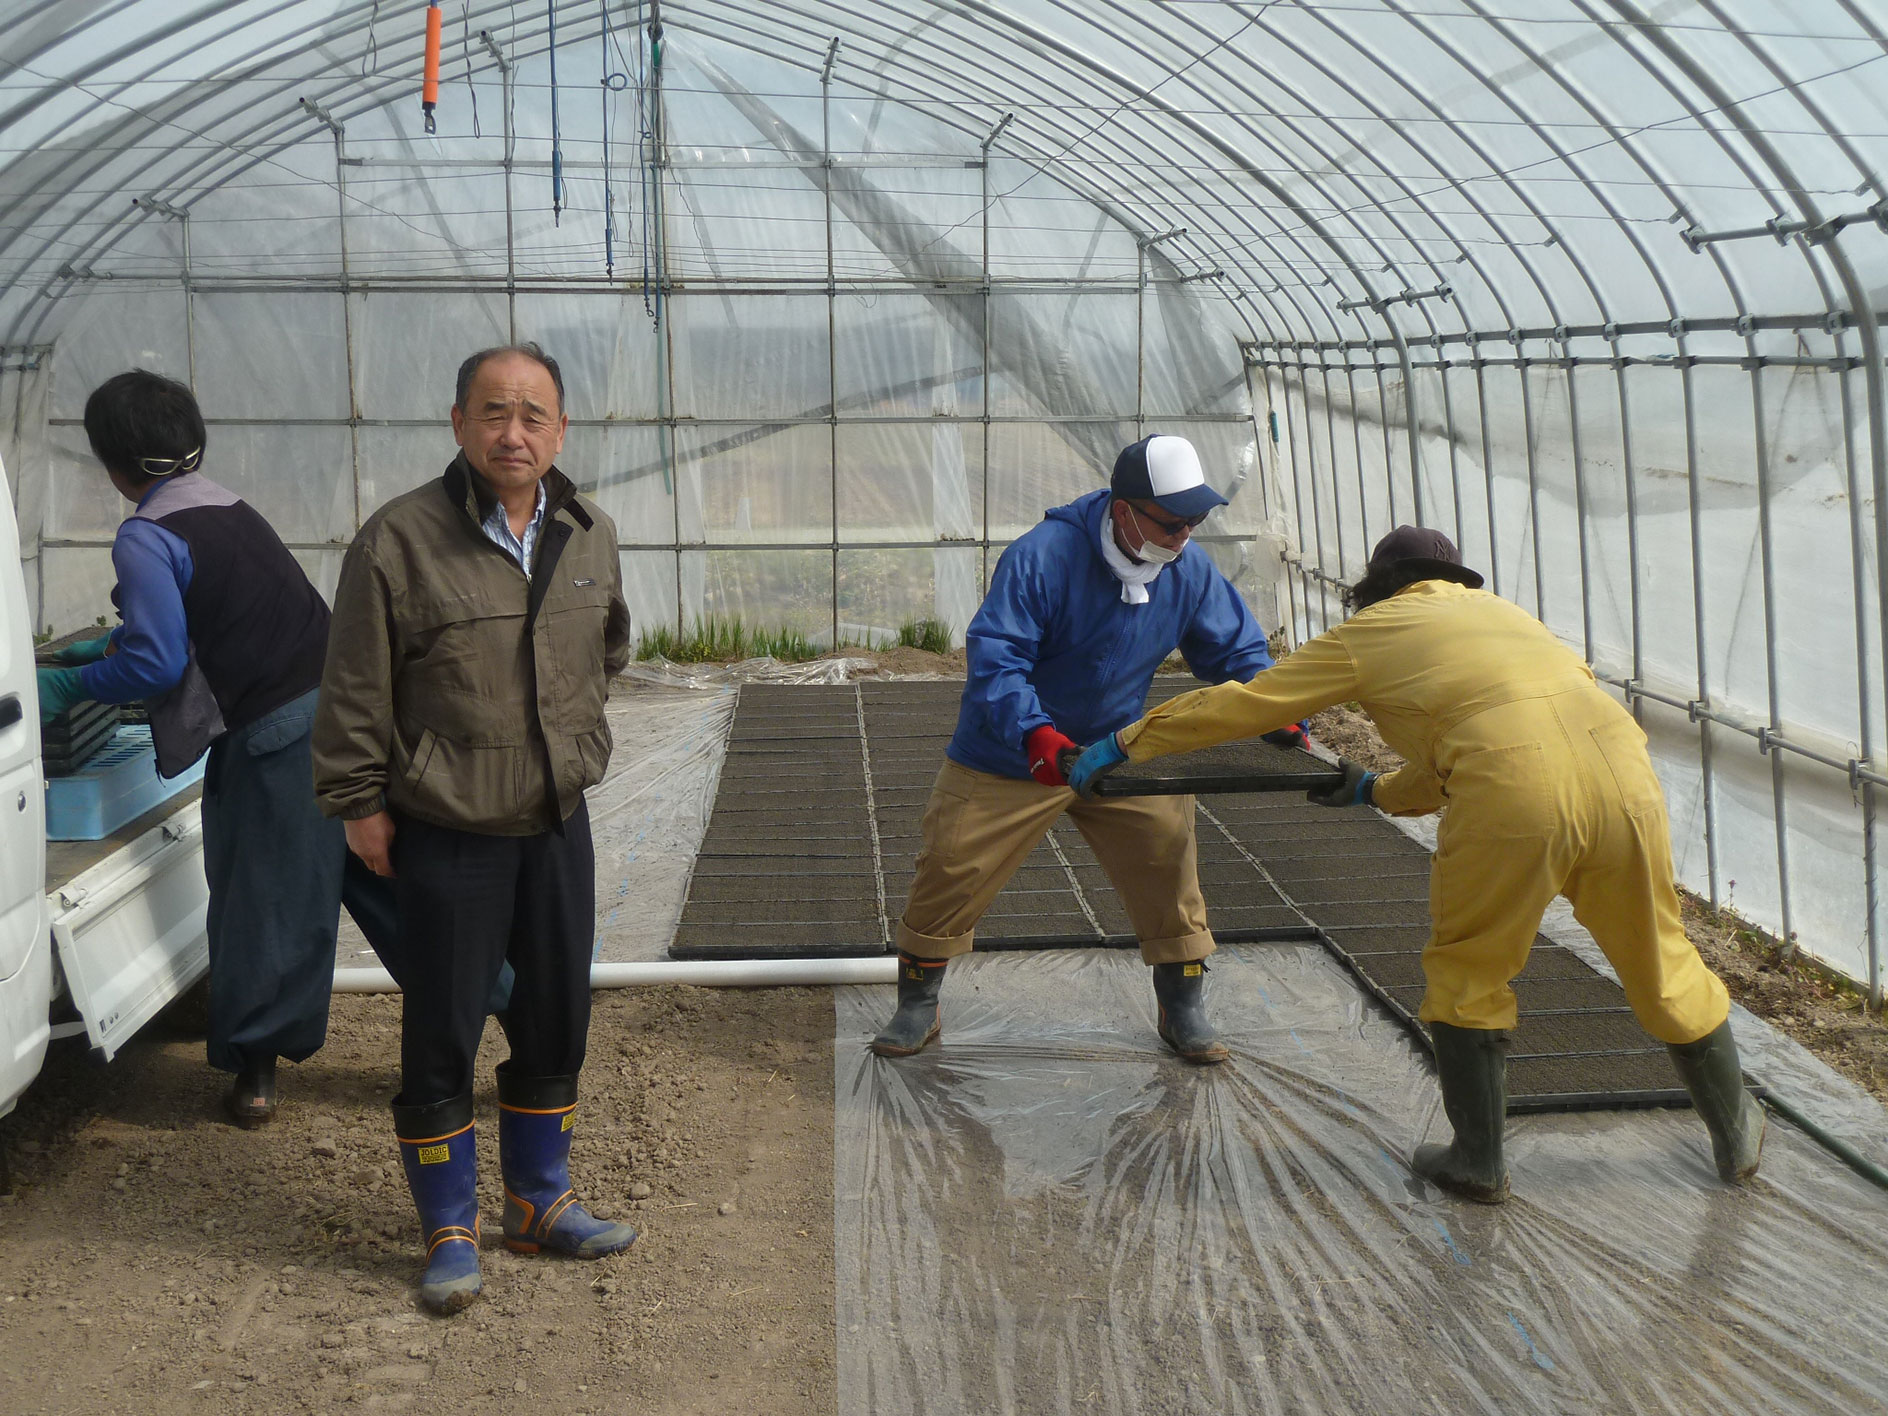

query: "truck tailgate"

left=48, top=789, right=209, bottom=1061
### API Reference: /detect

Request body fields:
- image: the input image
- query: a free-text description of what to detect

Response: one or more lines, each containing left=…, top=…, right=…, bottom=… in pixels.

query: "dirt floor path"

left=0, top=987, right=837, bottom=1416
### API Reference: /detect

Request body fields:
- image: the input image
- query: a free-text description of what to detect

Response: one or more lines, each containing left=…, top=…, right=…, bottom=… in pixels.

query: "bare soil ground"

left=0, top=986, right=836, bottom=1416
left=838, top=645, right=967, bottom=677
left=1309, top=702, right=1888, bottom=1107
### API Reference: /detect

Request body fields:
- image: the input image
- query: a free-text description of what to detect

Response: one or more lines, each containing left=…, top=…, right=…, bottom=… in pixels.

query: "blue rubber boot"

left=392, top=1093, right=482, bottom=1314
left=497, top=1068, right=638, bottom=1258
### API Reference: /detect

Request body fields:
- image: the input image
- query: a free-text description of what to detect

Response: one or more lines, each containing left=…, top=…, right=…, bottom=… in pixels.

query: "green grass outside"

left=895, top=617, right=953, bottom=654
left=636, top=613, right=956, bottom=663
left=636, top=614, right=823, bottom=663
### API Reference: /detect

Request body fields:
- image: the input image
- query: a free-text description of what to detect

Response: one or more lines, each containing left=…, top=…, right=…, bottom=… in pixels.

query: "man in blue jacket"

left=871, top=434, right=1285, bottom=1063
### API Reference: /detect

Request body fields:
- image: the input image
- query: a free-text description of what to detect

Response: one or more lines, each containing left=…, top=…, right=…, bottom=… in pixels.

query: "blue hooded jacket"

left=946, top=488, right=1274, bottom=778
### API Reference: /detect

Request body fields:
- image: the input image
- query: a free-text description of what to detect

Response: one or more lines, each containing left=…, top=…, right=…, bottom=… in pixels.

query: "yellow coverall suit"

left=1117, top=579, right=1729, bottom=1044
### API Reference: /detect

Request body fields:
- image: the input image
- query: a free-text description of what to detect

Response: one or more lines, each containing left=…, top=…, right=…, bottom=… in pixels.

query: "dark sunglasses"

left=1131, top=503, right=1210, bottom=535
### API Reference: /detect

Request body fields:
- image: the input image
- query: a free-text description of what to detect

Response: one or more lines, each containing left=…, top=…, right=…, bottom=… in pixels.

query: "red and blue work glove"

left=1067, top=732, right=1129, bottom=799
left=1305, top=758, right=1375, bottom=808
left=1261, top=721, right=1310, bottom=750
left=53, top=633, right=113, bottom=665
left=1025, top=724, right=1080, bottom=787
left=36, top=665, right=89, bottom=725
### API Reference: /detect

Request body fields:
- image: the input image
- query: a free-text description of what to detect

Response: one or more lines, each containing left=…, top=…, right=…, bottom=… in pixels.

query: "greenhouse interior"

left=4, top=3, right=1888, bottom=1413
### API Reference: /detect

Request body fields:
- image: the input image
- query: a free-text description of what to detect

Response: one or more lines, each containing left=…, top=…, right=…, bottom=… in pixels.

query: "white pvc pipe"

left=332, top=956, right=898, bottom=994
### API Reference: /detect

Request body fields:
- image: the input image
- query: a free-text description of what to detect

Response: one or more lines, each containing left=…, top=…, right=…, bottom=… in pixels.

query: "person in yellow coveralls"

left=1066, top=525, right=1764, bottom=1204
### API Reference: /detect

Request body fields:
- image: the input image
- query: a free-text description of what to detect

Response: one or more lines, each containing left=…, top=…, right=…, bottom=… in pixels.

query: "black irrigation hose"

left=1758, top=1089, right=1888, bottom=1193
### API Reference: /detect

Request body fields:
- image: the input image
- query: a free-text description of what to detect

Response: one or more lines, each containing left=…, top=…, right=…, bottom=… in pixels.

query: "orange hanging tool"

left=421, top=3, right=443, bottom=134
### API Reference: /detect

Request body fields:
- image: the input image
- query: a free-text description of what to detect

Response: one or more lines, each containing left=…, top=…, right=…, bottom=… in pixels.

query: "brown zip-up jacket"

left=313, top=455, right=632, bottom=836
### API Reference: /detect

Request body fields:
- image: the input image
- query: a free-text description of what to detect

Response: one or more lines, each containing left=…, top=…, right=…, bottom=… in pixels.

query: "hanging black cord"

left=641, top=4, right=662, bottom=323
left=548, top=0, right=562, bottom=223
left=600, top=2, right=629, bottom=278
left=463, top=1, right=480, bottom=138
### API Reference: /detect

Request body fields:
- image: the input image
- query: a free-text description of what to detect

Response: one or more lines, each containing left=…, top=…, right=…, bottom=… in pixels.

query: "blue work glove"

left=37, top=665, right=89, bottom=724
left=1306, top=758, right=1374, bottom=808
left=1067, top=732, right=1129, bottom=799
left=1261, top=721, right=1310, bottom=750
left=53, top=633, right=113, bottom=665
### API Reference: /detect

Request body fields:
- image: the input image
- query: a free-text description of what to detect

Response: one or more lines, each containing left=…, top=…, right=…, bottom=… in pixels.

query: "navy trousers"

left=390, top=800, right=595, bottom=1106
left=198, top=689, right=514, bottom=1074
left=344, top=852, right=514, bottom=1014
left=200, top=689, right=346, bottom=1072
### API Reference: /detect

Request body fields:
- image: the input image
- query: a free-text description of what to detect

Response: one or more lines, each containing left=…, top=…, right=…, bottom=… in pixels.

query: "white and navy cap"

left=1110, top=435, right=1229, bottom=521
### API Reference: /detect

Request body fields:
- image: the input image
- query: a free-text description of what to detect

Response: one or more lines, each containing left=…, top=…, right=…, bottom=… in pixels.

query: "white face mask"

left=1127, top=506, right=1183, bottom=565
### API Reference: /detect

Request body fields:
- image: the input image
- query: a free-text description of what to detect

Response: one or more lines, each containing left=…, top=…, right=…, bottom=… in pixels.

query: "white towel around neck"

left=1098, top=512, right=1167, bottom=604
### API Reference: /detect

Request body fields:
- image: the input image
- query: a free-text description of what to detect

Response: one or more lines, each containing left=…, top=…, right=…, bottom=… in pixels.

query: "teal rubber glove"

left=1306, top=758, right=1375, bottom=808
left=1067, top=732, right=1129, bottom=799
left=37, top=665, right=89, bottom=725
left=54, top=633, right=113, bottom=665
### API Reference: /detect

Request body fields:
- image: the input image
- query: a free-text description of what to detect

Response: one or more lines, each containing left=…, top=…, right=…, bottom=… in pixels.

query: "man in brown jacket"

left=313, top=343, right=634, bottom=1314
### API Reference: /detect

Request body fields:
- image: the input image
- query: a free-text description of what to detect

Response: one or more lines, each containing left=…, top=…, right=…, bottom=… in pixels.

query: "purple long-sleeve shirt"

left=79, top=489, right=194, bottom=703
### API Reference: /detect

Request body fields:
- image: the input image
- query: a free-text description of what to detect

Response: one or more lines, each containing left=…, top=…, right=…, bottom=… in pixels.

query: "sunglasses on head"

left=136, top=447, right=202, bottom=477
left=1131, top=502, right=1210, bottom=535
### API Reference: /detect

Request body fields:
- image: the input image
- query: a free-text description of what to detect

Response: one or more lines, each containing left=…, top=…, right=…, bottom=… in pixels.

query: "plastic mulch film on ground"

left=834, top=947, right=1888, bottom=1416
left=587, top=681, right=741, bottom=963
left=618, top=655, right=881, bottom=690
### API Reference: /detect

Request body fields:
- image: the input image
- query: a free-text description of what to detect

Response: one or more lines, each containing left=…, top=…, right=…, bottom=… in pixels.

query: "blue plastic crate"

left=44, top=726, right=207, bottom=841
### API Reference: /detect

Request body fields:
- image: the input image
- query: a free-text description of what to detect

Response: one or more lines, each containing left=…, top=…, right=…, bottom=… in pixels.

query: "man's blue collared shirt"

left=481, top=481, right=547, bottom=573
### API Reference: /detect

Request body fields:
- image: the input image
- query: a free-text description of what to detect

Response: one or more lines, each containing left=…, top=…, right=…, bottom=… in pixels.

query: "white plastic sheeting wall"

left=4, top=28, right=1267, bottom=660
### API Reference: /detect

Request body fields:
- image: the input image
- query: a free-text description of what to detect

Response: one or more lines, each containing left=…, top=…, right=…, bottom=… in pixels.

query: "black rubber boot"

left=225, top=1055, right=277, bottom=1129
left=870, top=955, right=947, bottom=1057
left=1668, top=1020, right=1766, bottom=1183
left=1151, top=961, right=1229, bottom=1064
left=1412, top=1022, right=1511, bottom=1204
left=392, top=1093, right=482, bottom=1314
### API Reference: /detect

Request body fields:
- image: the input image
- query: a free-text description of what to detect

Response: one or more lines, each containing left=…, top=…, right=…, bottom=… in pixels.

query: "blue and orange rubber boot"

left=496, top=1068, right=638, bottom=1258
left=392, top=1093, right=483, bottom=1314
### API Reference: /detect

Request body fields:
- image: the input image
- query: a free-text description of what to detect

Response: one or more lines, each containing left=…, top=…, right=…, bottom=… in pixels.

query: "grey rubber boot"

left=1151, top=961, right=1229, bottom=1064
left=1667, top=1019, right=1766, bottom=1183
left=870, top=955, right=947, bottom=1057
left=1412, top=1022, right=1511, bottom=1204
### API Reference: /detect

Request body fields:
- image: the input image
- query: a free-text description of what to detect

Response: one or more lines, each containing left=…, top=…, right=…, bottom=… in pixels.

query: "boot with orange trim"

left=496, top=1067, right=638, bottom=1258
left=392, top=1093, right=483, bottom=1314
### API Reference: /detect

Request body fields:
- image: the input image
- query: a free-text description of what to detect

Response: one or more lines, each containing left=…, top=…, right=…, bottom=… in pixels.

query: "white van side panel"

left=0, top=453, right=50, bottom=1116
left=0, top=924, right=50, bottom=1121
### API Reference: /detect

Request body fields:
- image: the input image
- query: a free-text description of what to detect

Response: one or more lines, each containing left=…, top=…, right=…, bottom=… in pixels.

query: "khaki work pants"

left=1417, top=692, right=1730, bottom=1045
left=896, top=760, right=1216, bottom=965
